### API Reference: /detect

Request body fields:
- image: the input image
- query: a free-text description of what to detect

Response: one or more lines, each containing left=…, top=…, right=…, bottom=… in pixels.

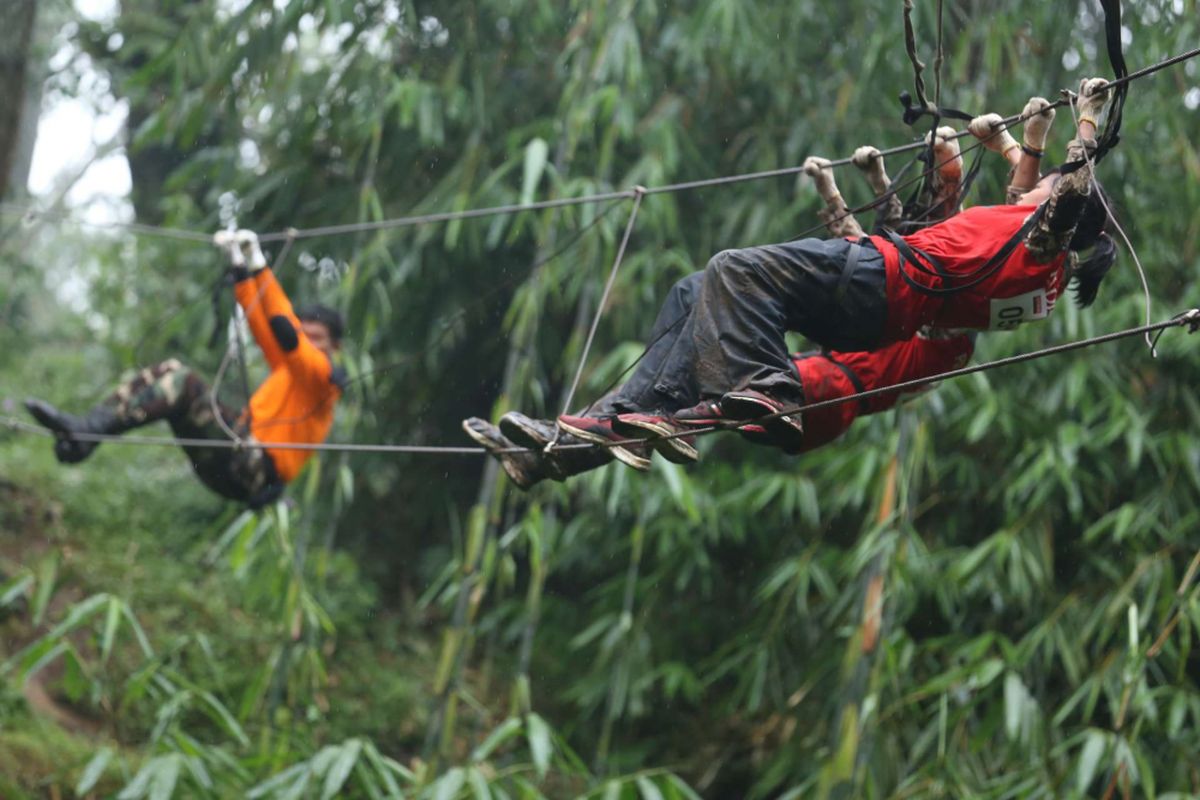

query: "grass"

left=0, top=335, right=439, bottom=793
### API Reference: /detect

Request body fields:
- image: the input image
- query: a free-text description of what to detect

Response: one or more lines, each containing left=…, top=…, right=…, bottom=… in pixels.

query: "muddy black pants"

left=109, top=360, right=281, bottom=505
left=600, top=238, right=889, bottom=415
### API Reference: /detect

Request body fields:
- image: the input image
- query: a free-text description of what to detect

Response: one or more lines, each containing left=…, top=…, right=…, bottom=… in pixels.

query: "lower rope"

left=5, top=309, right=1196, bottom=457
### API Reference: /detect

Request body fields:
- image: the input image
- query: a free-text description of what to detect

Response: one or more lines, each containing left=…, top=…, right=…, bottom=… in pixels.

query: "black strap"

left=819, top=354, right=870, bottom=415
left=209, top=271, right=233, bottom=349
left=884, top=205, right=1045, bottom=297
left=898, top=91, right=975, bottom=126
left=834, top=242, right=863, bottom=303
left=1095, top=0, right=1128, bottom=163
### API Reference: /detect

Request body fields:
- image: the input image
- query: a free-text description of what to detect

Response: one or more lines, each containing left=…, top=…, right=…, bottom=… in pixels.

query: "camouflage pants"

left=108, top=360, right=280, bottom=504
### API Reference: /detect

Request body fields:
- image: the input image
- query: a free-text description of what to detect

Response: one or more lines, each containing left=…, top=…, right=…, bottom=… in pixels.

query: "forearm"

left=851, top=146, right=903, bottom=232
left=234, top=273, right=284, bottom=364
left=1006, top=151, right=1041, bottom=204
left=805, top=156, right=864, bottom=238
left=1025, top=137, right=1096, bottom=260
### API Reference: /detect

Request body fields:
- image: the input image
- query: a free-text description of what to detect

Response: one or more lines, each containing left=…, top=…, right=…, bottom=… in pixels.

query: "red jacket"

left=867, top=205, right=1068, bottom=340
left=787, top=332, right=974, bottom=453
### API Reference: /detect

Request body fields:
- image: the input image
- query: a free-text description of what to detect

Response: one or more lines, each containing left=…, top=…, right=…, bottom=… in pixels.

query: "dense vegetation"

left=2, top=0, right=1199, bottom=797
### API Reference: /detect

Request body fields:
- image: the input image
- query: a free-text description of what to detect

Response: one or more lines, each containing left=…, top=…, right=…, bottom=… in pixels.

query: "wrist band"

left=1021, top=144, right=1044, bottom=158
left=1077, top=114, right=1098, bottom=129
left=1001, top=141, right=1022, bottom=158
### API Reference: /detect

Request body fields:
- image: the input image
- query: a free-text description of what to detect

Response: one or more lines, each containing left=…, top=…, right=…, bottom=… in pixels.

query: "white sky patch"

left=28, top=0, right=133, bottom=226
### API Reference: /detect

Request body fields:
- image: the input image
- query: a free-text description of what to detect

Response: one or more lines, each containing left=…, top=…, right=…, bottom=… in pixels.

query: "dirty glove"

left=1074, top=77, right=1110, bottom=130
left=851, top=146, right=890, bottom=195
left=968, top=113, right=1020, bottom=158
left=927, top=126, right=962, bottom=172
left=805, top=156, right=864, bottom=238
left=803, top=156, right=842, bottom=204
left=1021, top=97, right=1056, bottom=154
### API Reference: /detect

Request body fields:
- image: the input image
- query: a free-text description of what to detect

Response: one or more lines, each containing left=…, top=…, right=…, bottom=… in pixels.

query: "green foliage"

left=3, top=0, right=1200, bottom=797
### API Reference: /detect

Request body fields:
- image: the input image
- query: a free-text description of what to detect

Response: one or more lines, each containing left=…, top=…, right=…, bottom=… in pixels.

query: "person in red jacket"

left=463, top=330, right=974, bottom=490
left=24, top=231, right=345, bottom=507
left=548, top=77, right=1116, bottom=452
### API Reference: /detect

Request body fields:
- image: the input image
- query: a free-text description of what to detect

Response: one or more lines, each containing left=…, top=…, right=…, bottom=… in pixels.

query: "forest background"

left=1, top=0, right=1199, bottom=797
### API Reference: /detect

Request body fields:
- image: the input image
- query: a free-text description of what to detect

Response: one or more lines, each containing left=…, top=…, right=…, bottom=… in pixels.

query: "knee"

left=704, top=248, right=762, bottom=286
left=152, top=358, right=191, bottom=378
left=669, top=271, right=705, bottom=304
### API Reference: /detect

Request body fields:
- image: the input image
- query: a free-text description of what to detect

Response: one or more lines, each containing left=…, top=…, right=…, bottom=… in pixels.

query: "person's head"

left=296, top=304, right=345, bottom=359
left=1018, top=169, right=1118, bottom=308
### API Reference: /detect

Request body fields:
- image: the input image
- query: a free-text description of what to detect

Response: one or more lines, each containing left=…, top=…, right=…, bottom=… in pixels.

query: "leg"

left=25, top=358, right=203, bottom=463
left=593, top=271, right=706, bottom=415
left=25, top=360, right=276, bottom=503
left=164, top=376, right=278, bottom=504
left=687, top=239, right=889, bottom=404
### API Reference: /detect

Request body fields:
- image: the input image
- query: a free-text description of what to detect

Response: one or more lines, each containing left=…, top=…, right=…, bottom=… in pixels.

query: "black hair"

left=295, top=304, right=345, bottom=343
left=1043, top=168, right=1119, bottom=308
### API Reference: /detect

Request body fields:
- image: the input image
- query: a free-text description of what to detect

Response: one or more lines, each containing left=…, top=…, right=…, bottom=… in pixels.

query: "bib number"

left=989, top=289, right=1051, bottom=330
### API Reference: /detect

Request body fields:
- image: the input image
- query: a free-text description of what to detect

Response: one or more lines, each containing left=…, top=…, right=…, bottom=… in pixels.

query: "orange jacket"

left=233, top=269, right=342, bottom=481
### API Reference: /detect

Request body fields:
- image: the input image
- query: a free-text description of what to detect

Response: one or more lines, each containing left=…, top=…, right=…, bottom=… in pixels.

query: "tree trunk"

left=0, top=0, right=38, bottom=200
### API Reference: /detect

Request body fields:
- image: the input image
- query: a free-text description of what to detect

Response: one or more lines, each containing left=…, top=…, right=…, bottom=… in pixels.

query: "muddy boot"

left=500, top=411, right=619, bottom=479
left=462, top=417, right=550, bottom=491
left=23, top=399, right=122, bottom=464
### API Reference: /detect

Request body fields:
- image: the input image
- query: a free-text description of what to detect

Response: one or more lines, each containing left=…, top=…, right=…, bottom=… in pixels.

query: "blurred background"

left=1, top=0, right=1198, bottom=797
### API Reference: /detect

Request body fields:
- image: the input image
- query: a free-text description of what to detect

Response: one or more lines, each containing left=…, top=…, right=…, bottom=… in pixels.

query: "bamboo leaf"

left=76, top=747, right=115, bottom=795
left=526, top=713, right=552, bottom=779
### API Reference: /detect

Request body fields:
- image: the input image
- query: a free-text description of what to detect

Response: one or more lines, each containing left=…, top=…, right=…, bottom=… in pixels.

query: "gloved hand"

left=213, top=229, right=267, bottom=272
left=926, top=126, right=962, bottom=166
left=851, top=146, right=890, bottom=195
left=968, top=113, right=1019, bottom=157
left=803, top=156, right=842, bottom=204
left=1074, top=77, right=1110, bottom=128
left=1021, top=97, right=1056, bottom=153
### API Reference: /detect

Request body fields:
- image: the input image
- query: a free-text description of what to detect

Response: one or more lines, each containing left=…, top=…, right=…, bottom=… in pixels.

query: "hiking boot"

left=499, top=411, right=558, bottom=450
left=612, top=412, right=698, bottom=464
left=735, top=423, right=773, bottom=448
left=498, top=411, right=619, bottom=479
left=555, top=414, right=651, bottom=471
left=24, top=399, right=121, bottom=464
left=719, top=389, right=805, bottom=450
left=673, top=399, right=803, bottom=452
left=462, top=418, right=549, bottom=490
left=672, top=400, right=725, bottom=428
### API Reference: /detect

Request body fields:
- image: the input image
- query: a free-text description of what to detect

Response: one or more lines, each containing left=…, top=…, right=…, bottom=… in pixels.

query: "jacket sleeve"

left=233, top=270, right=286, bottom=369
left=1024, top=138, right=1097, bottom=262
left=237, top=269, right=334, bottom=387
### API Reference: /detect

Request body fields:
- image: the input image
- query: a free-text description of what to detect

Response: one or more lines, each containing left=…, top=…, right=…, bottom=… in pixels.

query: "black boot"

left=499, top=411, right=617, bottom=479
left=24, top=399, right=122, bottom=464
left=462, top=417, right=551, bottom=490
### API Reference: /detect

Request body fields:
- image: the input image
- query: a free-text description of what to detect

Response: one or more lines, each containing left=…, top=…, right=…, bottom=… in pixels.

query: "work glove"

left=926, top=126, right=962, bottom=170
left=213, top=229, right=267, bottom=273
left=851, top=145, right=890, bottom=195
left=968, top=113, right=1020, bottom=158
left=803, top=156, right=843, bottom=204
left=1021, top=97, right=1056, bottom=153
left=1074, top=77, right=1110, bottom=128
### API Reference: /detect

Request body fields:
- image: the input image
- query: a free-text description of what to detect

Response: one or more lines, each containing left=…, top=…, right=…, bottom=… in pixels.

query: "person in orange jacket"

left=24, top=231, right=345, bottom=507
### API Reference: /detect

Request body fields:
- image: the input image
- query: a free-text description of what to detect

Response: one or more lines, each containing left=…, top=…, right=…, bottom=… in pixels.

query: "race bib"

left=989, top=288, right=1052, bottom=330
